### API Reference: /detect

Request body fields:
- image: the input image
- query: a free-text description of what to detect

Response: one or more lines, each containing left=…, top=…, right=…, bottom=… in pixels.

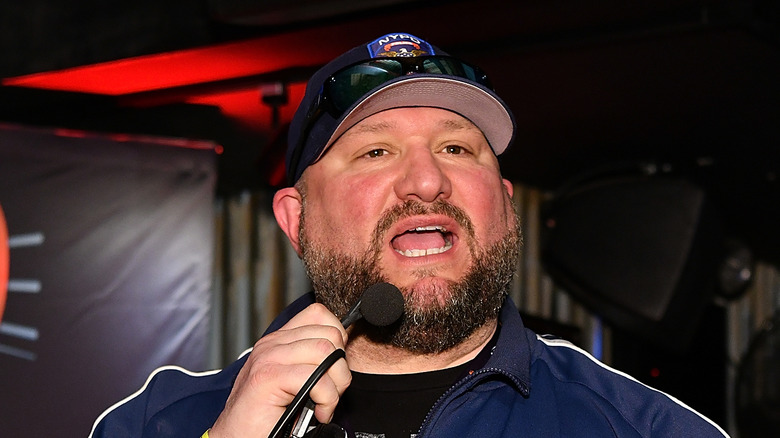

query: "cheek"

left=460, top=172, right=514, bottom=239
left=306, top=176, right=389, bottom=248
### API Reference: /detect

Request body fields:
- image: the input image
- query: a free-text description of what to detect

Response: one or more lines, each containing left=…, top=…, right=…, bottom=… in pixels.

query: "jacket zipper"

left=415, top=367, right=530, bottom=437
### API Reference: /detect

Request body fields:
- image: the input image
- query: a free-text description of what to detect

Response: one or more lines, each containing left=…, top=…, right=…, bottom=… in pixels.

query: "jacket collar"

left=480, top=296, right=533, bottom=394
left=264, top=292, right=534, bottom=393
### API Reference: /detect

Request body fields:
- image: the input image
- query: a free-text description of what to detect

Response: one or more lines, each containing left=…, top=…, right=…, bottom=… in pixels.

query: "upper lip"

left=386, top=215, right=460, bottom=256
left=387, top=215, right=460, bottom=240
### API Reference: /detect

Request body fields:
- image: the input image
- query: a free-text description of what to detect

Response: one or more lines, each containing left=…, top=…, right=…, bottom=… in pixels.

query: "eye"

left=443, top=145, right=466, bottom=155
left=364, top=148, right=387, bottom=158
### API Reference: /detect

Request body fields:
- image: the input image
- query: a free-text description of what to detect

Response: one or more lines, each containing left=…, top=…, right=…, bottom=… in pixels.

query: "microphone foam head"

left=360, top=282, right=404, bottom=327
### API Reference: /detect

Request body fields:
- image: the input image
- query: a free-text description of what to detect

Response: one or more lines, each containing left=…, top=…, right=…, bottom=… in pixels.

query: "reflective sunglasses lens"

left=329, top=60, right=403, bottom=112
left=422, top=58, right=487, bottom=85
left=325, top=57, right=490, bottom=115
left=422, top=58, right=461, bottom=75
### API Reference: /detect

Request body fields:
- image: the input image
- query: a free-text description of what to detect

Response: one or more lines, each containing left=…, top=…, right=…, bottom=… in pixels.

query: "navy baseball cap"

left=286, top=32, right=516, bottom=184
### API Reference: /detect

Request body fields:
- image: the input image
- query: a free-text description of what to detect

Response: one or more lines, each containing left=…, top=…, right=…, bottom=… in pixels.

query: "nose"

left=393, top=148, right=452, bottom=202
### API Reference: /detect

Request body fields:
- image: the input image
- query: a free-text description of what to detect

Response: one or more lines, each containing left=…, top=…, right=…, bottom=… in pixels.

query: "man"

left=90, top=32, right=730, bottom=438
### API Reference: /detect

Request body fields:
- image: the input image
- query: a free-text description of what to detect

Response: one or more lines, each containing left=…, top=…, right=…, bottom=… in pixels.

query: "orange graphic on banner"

left=0, top=204, right=8, bottom=323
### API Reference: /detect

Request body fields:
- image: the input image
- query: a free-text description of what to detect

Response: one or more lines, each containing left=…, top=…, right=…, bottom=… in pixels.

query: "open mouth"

left=391, top=225, right=454, bottom=258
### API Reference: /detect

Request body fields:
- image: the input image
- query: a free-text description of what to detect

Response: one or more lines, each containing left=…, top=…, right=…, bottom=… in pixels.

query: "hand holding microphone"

left=271, top=283, right=404, bottom=438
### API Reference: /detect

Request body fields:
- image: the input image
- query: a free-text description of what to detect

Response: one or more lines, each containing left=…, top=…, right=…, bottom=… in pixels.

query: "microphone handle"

left=339, top=299, right=363, bottom=329
left=291, top=401, right=316, bottom=437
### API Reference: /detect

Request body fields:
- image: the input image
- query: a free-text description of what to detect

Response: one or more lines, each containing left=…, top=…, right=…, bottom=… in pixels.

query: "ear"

left=273, top=187, right=304, bottom=256
left=502, top=178, right=514, bottom=199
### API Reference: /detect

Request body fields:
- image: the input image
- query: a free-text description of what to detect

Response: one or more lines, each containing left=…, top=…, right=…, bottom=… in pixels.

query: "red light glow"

left=1, top=33, right=339, bottom=96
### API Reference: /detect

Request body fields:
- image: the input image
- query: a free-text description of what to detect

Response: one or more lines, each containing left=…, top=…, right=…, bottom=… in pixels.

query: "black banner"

left=0, top=124, right=217, bottom=436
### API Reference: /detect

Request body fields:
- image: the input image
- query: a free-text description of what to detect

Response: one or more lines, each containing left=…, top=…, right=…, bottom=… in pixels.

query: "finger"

left=241, top=351, right=351, bottom=424
left=252, top=325, right=347, bottom=361
left=286, top=303, right=344, bottom=329
left=211, top=361, right=315, bottom=437
left=307, top=358, right=352, bottom=424
left=275, top=303, right=348, bottom=344
left=238, top=339, right=350, bottom=404
left=254, top=337, right=343, bottom=369
left=326, top=357, right=352, bottom=394
left=231, top=361, right=322, bottom=407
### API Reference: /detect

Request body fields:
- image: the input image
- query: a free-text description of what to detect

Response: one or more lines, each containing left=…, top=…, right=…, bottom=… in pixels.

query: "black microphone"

left=271, top=283, right=405, bottom=438
left=340, top=282, right=405, bottom=329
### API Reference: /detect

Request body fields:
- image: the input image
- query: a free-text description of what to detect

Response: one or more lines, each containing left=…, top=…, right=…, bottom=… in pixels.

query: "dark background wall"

left=1, top=0, right=778, bottom=435
left=2, top=0, right=778, bottom=263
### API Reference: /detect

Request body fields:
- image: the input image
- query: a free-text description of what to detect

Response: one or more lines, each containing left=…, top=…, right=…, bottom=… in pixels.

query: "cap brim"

left=318, top=76, right=515, bottom=162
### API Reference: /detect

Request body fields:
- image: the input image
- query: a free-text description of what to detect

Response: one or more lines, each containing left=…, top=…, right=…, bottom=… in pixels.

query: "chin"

left=404, top=276, right=457, bottom=309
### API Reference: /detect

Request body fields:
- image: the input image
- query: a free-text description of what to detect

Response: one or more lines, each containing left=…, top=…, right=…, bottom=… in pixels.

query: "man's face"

left=297, top=107, right=520, bottom=353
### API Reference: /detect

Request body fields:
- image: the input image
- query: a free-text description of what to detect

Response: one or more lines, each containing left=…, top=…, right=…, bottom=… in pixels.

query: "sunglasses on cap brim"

left=288, top=55, right=494, bottom=183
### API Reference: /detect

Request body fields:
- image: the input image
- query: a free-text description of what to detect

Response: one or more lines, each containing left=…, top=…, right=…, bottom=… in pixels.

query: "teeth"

left=394, top=225, right=452, bottom=258
left=398, top=241, right=453, bottom=258
left=411, top=225, right=447, bottom=232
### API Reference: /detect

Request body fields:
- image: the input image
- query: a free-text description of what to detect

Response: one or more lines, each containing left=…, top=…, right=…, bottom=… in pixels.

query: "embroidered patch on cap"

left=366, top=33, right=438, bottom=58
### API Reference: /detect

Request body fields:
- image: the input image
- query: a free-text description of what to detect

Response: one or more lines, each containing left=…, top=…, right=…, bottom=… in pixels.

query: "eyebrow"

left=345, top=116, right=480, bottom=138
left=439, top=118, right=479, bottom=132
left=345, top=120, right=397, bottom=137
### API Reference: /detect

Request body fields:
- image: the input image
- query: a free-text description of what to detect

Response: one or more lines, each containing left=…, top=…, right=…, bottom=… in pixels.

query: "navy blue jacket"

left=90, top=294, right=730, bottom=437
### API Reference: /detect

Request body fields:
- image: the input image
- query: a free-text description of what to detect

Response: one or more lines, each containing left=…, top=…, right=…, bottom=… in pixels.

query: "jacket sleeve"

left=88, top=293, right=315, bottom=437
left=88, top=360, right=245, bottom=438
left=535, top=336, right=730, bottom=437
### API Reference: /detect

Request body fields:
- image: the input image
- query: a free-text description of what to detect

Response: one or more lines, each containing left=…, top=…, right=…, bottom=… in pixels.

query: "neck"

left=344, top=319, right=497, bottom=374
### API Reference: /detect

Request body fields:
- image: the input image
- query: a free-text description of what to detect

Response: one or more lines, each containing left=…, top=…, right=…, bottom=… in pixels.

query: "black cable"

left=268, top=348, right=346, bottom=438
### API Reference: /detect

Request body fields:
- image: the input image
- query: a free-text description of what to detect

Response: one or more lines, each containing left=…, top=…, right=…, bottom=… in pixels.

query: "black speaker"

left=541, top=175, right=722, bottom=350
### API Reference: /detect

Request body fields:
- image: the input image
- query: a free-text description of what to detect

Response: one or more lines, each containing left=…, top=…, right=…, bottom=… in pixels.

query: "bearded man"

left=90, top=32, right=730, bottom=438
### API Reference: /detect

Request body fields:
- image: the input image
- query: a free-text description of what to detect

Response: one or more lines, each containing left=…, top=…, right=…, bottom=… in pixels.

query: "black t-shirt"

left=331, top=328, right=498, bottom=438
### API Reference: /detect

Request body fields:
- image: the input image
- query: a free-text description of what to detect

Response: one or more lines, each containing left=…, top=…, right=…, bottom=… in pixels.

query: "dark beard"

left=299, top=199, right=521, bottom=354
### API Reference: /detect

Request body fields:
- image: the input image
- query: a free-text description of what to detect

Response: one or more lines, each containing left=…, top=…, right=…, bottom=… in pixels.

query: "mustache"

left=368, top=199, right=477, bottom=256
